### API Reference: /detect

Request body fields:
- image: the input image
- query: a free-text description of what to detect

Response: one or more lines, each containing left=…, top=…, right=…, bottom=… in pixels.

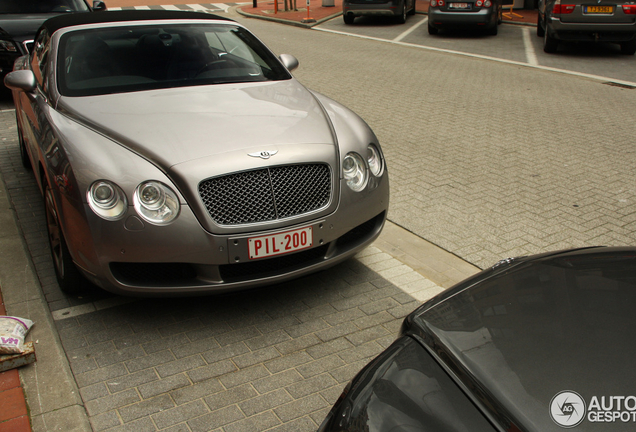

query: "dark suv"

left=537, top=0, right=636, bottom=54
left=342, top=0, right=416, bottom=24
left=0, top=0, right=106, bottom=77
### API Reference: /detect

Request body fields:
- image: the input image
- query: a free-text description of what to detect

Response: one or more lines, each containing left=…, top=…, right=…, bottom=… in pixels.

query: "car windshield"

left=0, top=0, right=89, bottom=14
left=56, top=23, right=293, bottom=97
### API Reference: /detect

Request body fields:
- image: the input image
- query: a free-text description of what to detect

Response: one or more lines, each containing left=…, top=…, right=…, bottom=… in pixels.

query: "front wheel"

left=620, top=39, right=636, bottom=55
left=408, top=0, right=416, bottom=15
left=45, top=182, right=85, bottom=294
left=536, top=14, right=545, bottom=37
left=396, top=1, right=407, bottom=23
left=543, top=28, right=558, bottom=53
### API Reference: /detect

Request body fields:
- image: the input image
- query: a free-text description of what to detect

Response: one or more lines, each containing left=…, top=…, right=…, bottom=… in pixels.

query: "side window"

left=29, top=30, right=51, bottom=92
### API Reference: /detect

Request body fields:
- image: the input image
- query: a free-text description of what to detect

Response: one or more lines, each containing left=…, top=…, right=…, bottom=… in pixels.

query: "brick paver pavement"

left=249, top=16, right=636, bottom=269
left=0, top=8, right=634, bottom=432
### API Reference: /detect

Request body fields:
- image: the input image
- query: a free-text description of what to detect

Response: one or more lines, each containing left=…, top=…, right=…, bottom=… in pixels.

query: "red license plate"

left=248, top=227, right=313, bottom=260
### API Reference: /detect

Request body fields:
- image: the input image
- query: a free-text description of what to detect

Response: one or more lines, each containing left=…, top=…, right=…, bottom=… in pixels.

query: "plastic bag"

left=0, top=316, right=34, bottom=355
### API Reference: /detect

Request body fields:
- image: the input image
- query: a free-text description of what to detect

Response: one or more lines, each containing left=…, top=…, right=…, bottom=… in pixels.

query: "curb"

left=0, top=291, right=31, bottom=432
left=0, top=168, right=91, bottom=432
left=236, top=7, right=342, bottom=28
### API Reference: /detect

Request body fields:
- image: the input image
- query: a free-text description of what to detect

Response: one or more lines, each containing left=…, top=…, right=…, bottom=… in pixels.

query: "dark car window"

left=0, top=0, right=90, bottom=14
left=56, top=24, right=293, bottom=97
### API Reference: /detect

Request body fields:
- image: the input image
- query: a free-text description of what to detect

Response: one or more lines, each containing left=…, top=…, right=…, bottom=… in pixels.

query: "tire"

left=343, top=13, right=355, bottom=24
left=536, top=14, right=545, bottom=37
left=45, top=181, right=85, bottom=294
left=620, top=39, right=636, bottom=55
left=428, top=22, right=438, bottom=35
left=396, top=1, right=407, bottom=23
left=543, top=28, right=558, bottom=53
left=487, top=22, right=498, bottom=36
left=15, top=112, right=31, bottom=170
left=408, top=0, right=416, bottom=15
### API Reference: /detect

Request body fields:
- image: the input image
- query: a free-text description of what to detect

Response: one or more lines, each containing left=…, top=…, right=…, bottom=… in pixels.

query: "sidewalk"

left=236, top=0, right=538, bottom=27
left=0, top=105, right=91, bottom=432
left=0, top=292, right=30, bottom=432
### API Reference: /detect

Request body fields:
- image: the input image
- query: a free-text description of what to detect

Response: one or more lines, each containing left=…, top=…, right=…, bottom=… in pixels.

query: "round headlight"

left=133, top=181, right=180, bottom=225
left=139, top=182, right=166, bottom=210
left=87, top=181, right=127, bottom=220
left=367, top=144, right=383, bottom=177
left=343, top=152, right=368, bottom=192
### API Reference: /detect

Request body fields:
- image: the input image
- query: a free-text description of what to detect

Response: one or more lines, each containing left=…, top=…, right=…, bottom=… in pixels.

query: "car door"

left=17, top=27, right=54, bottom=190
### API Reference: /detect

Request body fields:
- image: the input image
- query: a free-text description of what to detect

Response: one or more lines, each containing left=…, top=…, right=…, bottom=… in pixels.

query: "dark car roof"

left=409, top=246, right=636, bottom=431
left=42, top=10, right=232, bottom=35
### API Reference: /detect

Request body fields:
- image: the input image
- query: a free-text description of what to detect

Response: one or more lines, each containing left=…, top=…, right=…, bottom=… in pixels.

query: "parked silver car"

left=5, top=10, right=389, bottom=296
left=342, top=0, right=416, bottom=24
left=537, top=0, right=636, bottom=54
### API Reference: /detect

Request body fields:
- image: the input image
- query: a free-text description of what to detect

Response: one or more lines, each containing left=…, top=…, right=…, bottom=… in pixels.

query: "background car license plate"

left=585, top=5, right=613, bottom=13
left=248, top=227, right=313, bottom=259
left=449, top=2, right=469, bottom=8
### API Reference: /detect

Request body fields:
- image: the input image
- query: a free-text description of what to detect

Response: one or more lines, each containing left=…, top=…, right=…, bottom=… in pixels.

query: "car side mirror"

left=92, top=1, right=107, bottom=11
left=4, top=70, right=37, bottom=92
left=279, top=54, right=299, bottom=72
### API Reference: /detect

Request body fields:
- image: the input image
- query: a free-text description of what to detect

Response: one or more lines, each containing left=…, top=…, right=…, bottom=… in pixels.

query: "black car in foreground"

left=319, top=246, right=636, bottom=431
left=0, top=0, right=106, bottom=77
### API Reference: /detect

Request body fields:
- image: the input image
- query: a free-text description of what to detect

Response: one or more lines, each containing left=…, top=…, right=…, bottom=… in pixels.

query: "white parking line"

left=187, top=3, right=210, bottom=10
left=212, top=3, right=232, bottom=12
left=522, top=27, right=538, bottom=66
left=314, top=26, right=636, bottom=87
left=355, top=246, right=445, bottom=302
left=51, top=297, right=137, bottom=321
left=394, top=17, right=429, bottom=42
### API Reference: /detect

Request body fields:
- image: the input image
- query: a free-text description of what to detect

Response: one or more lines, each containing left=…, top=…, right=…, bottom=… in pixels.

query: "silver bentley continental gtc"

left=5, top=10, right=389, bottom=296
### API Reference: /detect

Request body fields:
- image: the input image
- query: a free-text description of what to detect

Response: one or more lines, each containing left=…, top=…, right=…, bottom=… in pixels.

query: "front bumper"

left=72, top=177, right=389, bottom=296
left=428, top=8, right=495, bottom=27
left=548, top=18, right=636, bottom=42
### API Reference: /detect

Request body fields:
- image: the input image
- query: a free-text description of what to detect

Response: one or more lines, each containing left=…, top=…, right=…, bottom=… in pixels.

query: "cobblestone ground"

left=0, top=60, right=444, bottom=432
left=0, top=11, right=634, bottom=432
left=242, top=17, right=636, bottom=269
left=0, top=106, right=431, bottom=432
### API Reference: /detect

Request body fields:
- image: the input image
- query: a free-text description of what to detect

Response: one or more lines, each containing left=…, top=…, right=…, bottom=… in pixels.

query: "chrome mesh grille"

left=199, top=164, right=331, bottom=225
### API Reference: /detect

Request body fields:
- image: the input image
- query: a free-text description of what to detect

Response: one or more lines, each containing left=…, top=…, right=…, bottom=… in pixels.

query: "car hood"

left=409, top=247, right=636, bottom=431
left=56, top=80, right=336, bottom=170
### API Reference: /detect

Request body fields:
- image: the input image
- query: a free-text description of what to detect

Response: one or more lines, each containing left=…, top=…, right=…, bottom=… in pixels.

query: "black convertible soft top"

left=42, top=10, right=233, bottom=35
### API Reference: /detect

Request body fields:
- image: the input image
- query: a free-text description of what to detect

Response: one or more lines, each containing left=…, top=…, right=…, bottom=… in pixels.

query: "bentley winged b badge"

left=248, top=150, right=279, bottom=159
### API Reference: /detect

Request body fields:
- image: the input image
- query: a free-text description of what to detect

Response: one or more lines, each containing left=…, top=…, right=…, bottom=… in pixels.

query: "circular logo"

left=550, top=391, right=586, bottom=428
